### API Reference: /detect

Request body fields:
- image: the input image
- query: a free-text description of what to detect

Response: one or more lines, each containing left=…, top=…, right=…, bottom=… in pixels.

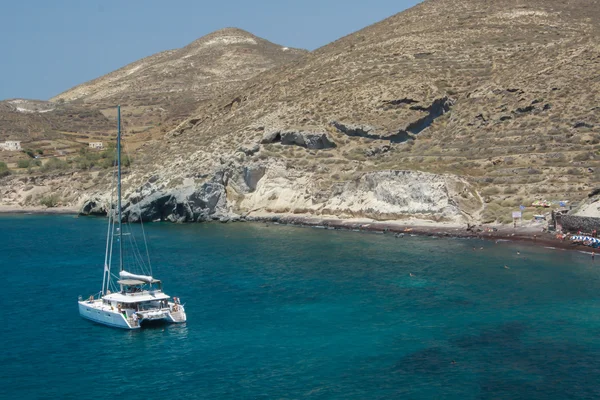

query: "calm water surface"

left=1, top=215, right=600, bottom=399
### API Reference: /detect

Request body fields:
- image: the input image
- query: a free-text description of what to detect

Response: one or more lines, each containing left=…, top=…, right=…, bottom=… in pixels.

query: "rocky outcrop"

left=238, top=167, right=481, bottom=224
left=238, top=143, right=260, bottom=156
left=261, top=130, right=336, bottom=149
left=79, top=161, right=480, bottom=226
left=79, top=196, right=109, bottom=216
left=330, top=121, right=414, bottom=143
left=319, top=170, right=479, bottom=222
left=122, top=182, right=229, bottom=223
left=242, top=165, right=266, bottom=191
left=404, top=97, right=453, bottom=135
left=331, top=97, right=453, bottom=142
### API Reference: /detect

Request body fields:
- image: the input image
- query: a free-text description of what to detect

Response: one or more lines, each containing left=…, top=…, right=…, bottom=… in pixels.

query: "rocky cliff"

left=80, top=160, right=482, bottom=225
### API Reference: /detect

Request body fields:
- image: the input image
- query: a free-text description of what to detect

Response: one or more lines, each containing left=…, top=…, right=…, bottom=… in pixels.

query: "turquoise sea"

left=2, top=215, right=600, bottom=399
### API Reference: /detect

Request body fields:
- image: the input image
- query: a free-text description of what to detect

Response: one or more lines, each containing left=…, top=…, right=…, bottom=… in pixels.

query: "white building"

left=0, top=141, right=22, bottom=151
left=89, top=142, right=104, bottom=150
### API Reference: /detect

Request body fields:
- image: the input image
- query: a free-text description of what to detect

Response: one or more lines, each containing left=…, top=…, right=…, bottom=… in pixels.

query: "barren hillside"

left=0, top=28, right=304, bottom=174
left=112, top=0, right=598, bottom=224
left=0, top=99, right=112, bottom=141
left=51, top=28, right=306, bottom=130
left=3, top=0, right=599, bottom=225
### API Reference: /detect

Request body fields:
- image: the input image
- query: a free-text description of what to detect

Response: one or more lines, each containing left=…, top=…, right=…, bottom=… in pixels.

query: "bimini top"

left=103, top=291, right=170, bottom=303
left=117, top=279, right=147, bottom=286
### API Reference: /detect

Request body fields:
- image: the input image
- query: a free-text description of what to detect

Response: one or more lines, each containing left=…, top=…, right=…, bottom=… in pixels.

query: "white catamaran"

left=78, top=105, right=187, bottom=329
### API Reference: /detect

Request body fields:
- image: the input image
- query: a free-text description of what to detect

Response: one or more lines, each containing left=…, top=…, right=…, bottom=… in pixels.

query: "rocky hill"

left=3, top=0, right=600, bottom=226
left=81, top=0, right=595, bottom=225
left=0, top=28, right=304, bottom=169
left=51, top=28, right=306, bottom=130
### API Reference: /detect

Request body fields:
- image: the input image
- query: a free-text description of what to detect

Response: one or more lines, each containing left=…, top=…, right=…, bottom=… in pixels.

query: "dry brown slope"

left=140, top=0, right=599, bottom=223
left=0, top=99, right=113, bottom=142
left=52, top=28, right=305, bottom=105
left=51, top=28, right=307, bottom=132
left=0, top=28, right=307, bottom=208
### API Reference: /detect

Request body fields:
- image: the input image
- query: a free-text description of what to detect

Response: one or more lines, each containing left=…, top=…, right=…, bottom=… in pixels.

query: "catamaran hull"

left=78, top=301, right=186, bottom=330
left=78, top=301, right=138, bottom=329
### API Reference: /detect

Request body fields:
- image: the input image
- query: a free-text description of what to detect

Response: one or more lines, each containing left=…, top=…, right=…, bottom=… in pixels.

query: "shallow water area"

left=2, top=215, right=600, bottom=399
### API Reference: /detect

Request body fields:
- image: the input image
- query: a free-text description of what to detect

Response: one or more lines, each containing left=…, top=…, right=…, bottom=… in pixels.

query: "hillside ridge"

left=51, top=27, right=306, bottom=105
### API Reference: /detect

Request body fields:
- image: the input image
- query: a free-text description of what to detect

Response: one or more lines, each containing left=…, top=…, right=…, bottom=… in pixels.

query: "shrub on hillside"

left=0, top=161, right=10, bottom=178
left=73, top=145, right=130, bottom=170
left=40, top=157, right=69, bottom=172
left=22, top=149, right=35, bottom=158
left=39, top=194, right=60, bottom=208
left=481, top=186, right=500, bottom=196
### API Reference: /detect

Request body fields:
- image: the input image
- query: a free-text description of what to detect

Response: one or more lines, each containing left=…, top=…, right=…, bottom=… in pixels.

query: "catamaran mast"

left=117, top=105, right=124, bottom=272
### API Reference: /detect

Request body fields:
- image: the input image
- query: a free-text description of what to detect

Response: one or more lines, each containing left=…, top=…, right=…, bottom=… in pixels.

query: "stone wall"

left=559, top=214, right=600, bottom=233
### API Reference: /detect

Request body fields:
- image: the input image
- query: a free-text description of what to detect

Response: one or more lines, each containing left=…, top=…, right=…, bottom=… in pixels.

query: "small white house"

left=89, top=142, right=104, bottom=150
left=0, top=141, right=22, bottom=151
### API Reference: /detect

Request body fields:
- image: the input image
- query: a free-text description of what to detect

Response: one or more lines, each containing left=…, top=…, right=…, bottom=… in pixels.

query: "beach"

left=0, top=204, right=580, bottom=252
left=245, top=213, right=578, bottom=252
left=0, top=205, right=78, bottom=214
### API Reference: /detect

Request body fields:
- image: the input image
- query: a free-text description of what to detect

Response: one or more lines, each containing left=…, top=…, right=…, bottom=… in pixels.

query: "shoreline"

left=244, top=213, right=579, bottom=253
left=0, top=205, right=78, bottom=215
left=0, top=206, right=584, bottom=253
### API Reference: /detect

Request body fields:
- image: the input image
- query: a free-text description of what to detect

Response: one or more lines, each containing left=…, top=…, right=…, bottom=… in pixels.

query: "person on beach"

left=593, top=251, right=595, bottom=260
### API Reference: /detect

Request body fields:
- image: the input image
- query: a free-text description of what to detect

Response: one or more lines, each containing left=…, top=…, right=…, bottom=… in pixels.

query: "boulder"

left=261, top=129, right=336, bottom=149
left=79, top=197, right=108, bottom=216
left=243, top=165, right=266, bottom=191
left=123, top=182, right=229, bottom=223
left=239, top=143, right=260, bottom=156
left=261, top=131, right=281, bottom=144
left=280, top=131, right=336, bottom=149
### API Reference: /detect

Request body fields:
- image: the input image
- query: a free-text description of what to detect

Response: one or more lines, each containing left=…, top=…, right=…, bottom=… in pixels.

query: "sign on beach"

left=512, top=211, right=522, bottom=219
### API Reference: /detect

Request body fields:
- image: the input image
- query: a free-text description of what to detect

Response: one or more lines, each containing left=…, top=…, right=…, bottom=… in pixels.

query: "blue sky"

left=0, top=0, right=420, bottom=101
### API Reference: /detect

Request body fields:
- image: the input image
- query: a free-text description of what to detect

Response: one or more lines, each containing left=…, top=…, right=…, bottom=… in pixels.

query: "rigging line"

left=107, top=152, right=119, bottom=277
left=126, top=223, right=147, bottom=274
left=122, top=136, right=154, bottom=276
left=125, top=219, right=146, bottom=271
left=102, top=194, right=112, bottom=295
left=130, top=223, right=151, bottom=275
left=104, top=163, right=118, bottom=295
left=139, top=214, right=154, bottom=276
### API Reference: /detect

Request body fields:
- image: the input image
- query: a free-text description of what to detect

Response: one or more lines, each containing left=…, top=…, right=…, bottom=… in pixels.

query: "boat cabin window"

left=117, top=279, right=163, bottom=294
left=127, top=285, right=143, bottom=293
